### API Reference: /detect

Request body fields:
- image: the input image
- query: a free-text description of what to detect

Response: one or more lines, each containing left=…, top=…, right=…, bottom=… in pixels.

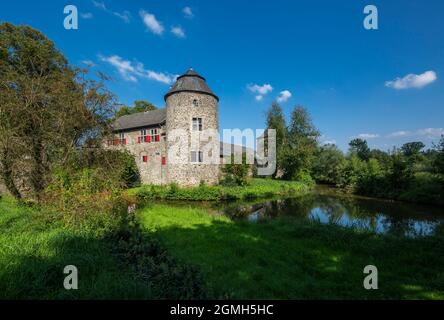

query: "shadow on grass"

left=0, top=233, right=155, bottom=299
left=150, top=217, right=444, bottom=299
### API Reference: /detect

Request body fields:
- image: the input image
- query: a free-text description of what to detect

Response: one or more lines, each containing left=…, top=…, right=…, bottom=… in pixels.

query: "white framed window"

left=192, top=117, right=202, bottom=131
left=150, top=128, right=158, bottom=140
left=190, top=151, right=203, bottom=163
left=119, top=132, right=125, bottom=145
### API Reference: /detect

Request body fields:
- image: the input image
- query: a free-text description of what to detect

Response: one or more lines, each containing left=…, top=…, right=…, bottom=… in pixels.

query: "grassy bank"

left=129, top=178, right=313, bottom=201
left=0, top=196, right=206, bottom=299
left=139, top=203, right=444, bottom=299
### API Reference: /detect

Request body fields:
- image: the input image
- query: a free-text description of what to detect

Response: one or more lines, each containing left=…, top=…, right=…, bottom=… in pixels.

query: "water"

left=217, top=186, right=444, bottom=237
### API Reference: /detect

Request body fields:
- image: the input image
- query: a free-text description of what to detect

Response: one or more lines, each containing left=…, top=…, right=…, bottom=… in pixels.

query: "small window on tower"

left=192, top=117, right=203, bottom=131
left=192, top=99, right=199, bottom=107
left=190, top=151, right=203, bottom=163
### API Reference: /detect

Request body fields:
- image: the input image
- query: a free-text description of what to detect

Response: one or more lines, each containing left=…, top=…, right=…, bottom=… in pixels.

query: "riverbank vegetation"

left=266, top=103, right=444, bottom=206
left=129, top=178, right=312, bottom=202
left=312, top=138, right=444, bottom=206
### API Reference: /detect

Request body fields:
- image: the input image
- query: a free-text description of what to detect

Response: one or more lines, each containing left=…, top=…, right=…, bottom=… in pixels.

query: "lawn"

left=139, top=203, right=444, bottom=299
left=0, top=196, right=163, bottom=299
left=2, top=192, right=443, bottom=299
left=128, top=178, right=313, bottom=201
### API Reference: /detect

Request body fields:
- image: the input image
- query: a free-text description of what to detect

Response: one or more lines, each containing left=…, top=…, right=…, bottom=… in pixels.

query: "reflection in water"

left=218, top=186, right=444, bottom=237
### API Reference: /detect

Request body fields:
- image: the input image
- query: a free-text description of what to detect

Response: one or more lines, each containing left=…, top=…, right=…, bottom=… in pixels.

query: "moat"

left=214, top=186, right=444, bottom=237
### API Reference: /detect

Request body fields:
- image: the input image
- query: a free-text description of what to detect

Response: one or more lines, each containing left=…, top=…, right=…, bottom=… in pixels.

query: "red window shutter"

left=138, top=136, right=140, bottom=144
left=162, top=156, right=166, bottom=166
left=143, top=155, right=148, bottom=163
left=146, top=136, right=151, bottom=143
left=123, top=138, right=126, bottom=145
left=155, top=134, right=160, bottom=142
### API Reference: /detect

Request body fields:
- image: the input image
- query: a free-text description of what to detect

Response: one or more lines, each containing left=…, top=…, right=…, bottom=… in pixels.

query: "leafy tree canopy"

left=401, top=141, right=425, bottom=157
left=0, top=22, right=116, bottom=200
left=349, top=138, right=370, bottom=161
left=116, top=100, right=157, bottom=118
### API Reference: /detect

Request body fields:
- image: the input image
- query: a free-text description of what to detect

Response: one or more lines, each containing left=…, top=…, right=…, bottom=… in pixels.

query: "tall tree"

left=0, top=23, right=116, bottom=200
left=265, top=102, right=287, bottom=178
left=349, top=138, right=370, bottom=161
left=433, top=135, right=444, bottom=175
left=116, top=100, right=157, bottom=118
left=312, top=144, right=345, bottom=184
left=401, top=141, right=425, bottom=157
left=282, top=106, right=320, bottom=180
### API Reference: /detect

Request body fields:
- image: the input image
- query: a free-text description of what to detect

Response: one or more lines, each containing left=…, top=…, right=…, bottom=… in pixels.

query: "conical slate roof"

left=164, top=68, right=218, bottom=101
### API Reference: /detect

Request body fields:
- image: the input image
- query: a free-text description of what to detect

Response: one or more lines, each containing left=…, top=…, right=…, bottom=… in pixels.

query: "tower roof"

left=164, top=68, right=218, bottom=101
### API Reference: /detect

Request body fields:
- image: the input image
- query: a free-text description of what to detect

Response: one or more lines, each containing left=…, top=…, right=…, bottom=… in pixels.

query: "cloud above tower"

left=248, top=83, right=273, bottom=101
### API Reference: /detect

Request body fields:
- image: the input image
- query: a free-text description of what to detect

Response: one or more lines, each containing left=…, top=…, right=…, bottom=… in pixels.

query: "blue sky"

left=1, top=0, right=443, bottom=151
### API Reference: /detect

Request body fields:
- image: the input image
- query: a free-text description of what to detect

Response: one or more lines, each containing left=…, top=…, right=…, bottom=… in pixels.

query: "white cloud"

left=385, top=70, right=437, bottom=90
left=248, top=84, right=273, bottom=95
left=277, top=90, right=292, bottom=103
left=171, top=26, right=186, bottom=38
left=358, top=133, right=379, bottom=139
left=99, top=55, right=137, bottom=82
left=113, top=11, right=131, bottom=23
left=247, top=83, right=273, bottom=102
left=417, top=128, right=444, bottom=138
left=385, top=128, right=444, bottom=140
left=182, top=6, right=194, bottom=18
left=80, top=12, right=93, bottom=19
left=92, top=1, right=130, bottom=23
left=99, top=55, right=177, bottom=84
left=137, top=62, right=178, bottom=84
left=92, top=0, right=106, bottom=10
left=387, top=130, right=410, bottom=138
left=140, top=10, right=164, bottom=35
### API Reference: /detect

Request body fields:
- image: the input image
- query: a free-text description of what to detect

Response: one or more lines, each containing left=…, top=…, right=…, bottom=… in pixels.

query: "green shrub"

left=221, top=154, right=250, bottom=186
left=130, top=178, right=312, bottom=202
left=108, top=214, right=209, bottom=299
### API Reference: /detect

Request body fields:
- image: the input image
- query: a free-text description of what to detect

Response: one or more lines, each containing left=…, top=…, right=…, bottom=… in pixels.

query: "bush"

left=221, top=154, right=250, bottom=186
left=130, top=178, right=313, bottom=202
left=312, top=144, right=345, bottom=184
left=399, top=172, right=444, bottom=206
left=108, top=214, right=209, bottom=299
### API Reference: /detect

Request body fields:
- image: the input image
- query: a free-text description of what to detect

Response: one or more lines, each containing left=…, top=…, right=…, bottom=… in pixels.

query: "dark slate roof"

left=164, top=68, right=218, bottom=101
left=112, top=108, right=166, bottom=131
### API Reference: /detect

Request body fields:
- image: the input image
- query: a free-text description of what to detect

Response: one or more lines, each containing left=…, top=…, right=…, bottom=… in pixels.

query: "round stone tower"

left=164, top=68, right=220, bottom=186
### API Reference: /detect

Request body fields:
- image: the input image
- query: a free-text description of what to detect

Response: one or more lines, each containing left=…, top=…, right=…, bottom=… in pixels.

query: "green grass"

left=139, top=203, right=444, bottom=299
left=129, top=178, right=312, bottom=201
left=2, top=189, right=443, bottom=300
left=0, top=196, right=165, bottom=299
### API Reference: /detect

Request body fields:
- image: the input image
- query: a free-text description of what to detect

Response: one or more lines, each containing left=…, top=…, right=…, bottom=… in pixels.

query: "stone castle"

left=107, top=68, right=244, bottom=186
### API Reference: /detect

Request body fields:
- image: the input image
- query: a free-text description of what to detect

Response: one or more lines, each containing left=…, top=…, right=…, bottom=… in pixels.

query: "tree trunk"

left=0, top=149, right=22, bottom=200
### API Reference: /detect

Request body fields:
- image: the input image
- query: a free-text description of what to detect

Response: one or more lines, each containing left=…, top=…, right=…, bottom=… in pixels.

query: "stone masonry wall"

left=106, top=125, right=167, bottom=185
left=165, top=92, right=220, bottom=186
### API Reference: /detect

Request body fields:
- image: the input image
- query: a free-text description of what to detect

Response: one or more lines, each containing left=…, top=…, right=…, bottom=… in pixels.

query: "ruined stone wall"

left=165, top=92, right=220, bottom=186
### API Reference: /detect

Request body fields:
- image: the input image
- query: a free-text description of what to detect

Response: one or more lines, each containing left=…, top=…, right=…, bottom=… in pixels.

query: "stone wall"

left=106, top=124, right=167, bottom=185
left=165, top=92, right=220, bottom=186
